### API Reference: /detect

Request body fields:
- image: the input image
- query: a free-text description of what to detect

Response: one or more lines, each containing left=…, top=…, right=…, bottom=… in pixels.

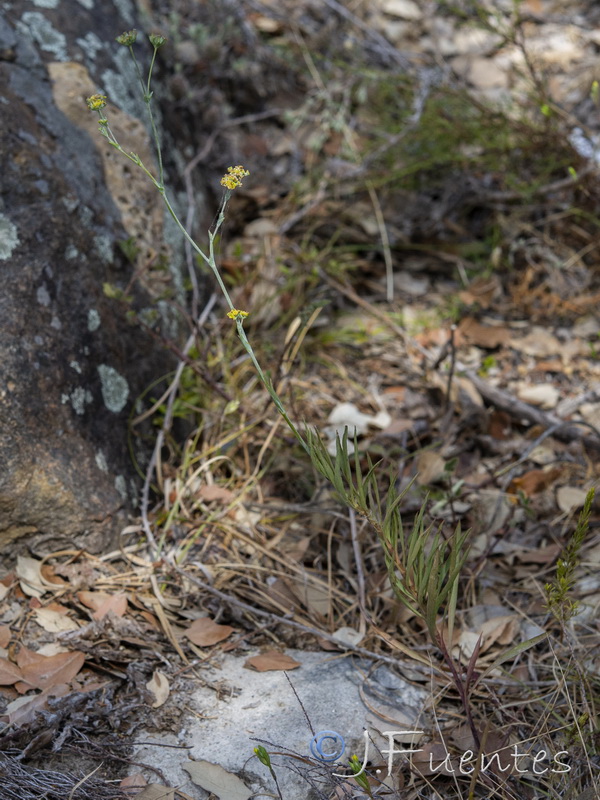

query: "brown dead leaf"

left=415, top=451, right=446, bottom=485
left=0, top=625, right=11, bottom=649
left=379, top=418, right=414, bottom=437
left=414, top=327, right=449, bottom=348
left=457, top=317, right=511, bottom=349
left=249, top=13, right=283, bottom=34
left=488, top=410, right=512, bottom=440
left=479, top=615, right=519, bottom=651
left=296, top=579, right=331, bottom=617
left=262, top=578, right=302, bottom=614
left=39, top=564, right=65, bottom=586
left=510, top=327, right=561, bottom=357
left=16, top=557, right=49, bottom=599
left=183, top=760, right=251, bottom=800
left=458, top=276, right=500, bottom=308
left=198, top=485, right=235, bottom=503
left=245, top=651, right=301, bottom=672
left=3, top=683, right=70, bottom=727
left=556, top=486, right=589, bottom=514
left=454, top=630, right=482, bottom=662
left=77, top=590, right=109, bottom=610
left=516, top=383, right=559, bottom=410
left=120, top=774, right=147, bottom=791
left=184, top=617, right=234, bottom=647
left=33, top=608, right=80, bottom=633
left=514, top=543, right=561, bottom=565
left=451, top=725, right=515, bottom=779
left=0, top=657, right=23, bottom=686
left=146, top=670, right=170, bottom=708
left=93, top=593, right=128, bottom=620
left=17, top=650, right=85, bottom=691
left=509, top=467, right=563, bottom=497
left=134, top=787, right=175, bottom=800
left=411, top=740, right=453, bottom=776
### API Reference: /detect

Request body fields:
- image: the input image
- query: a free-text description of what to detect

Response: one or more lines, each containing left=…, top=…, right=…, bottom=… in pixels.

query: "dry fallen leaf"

left=510, top=328, right=561, bottom=357
left=415, top=451, right=446, bottom=485
left=298, top=580, right=331, bottom=617
left=92, top=593, right=128, bottom=620
left=119, top=774, right=147, bottom=791
left=16, top=557, right=50, bottom=599
left=457, top=317, right=511, bottom=349
left=183, top=760, right=251, bottom=800
left=556, top=486, right=589, bottom=514
left=184, top=617, right=234, bottom=647
left=0, top=657, right=23, bottom=686
left=331, top=627, right=364, bottom=647
left=77, top=590, right=110, bottom=611
left=34, top=608, right=80, bottom=633
left=3, top=684, right=70, bottom=727
left=509, top=467, right=563, bottom=497
left=516, top=383, right=559, bottom=409
left=479, top=615, right=519, bottom=651
left=16, top=649, right=85, bottom=691
left=0, top=625, right=11, bottom=649
left=458, top=275, right=500, bottom=308
left=514, top=543, right=561, bottom=565
left=134, top=785, right=174, bottom=800
left=198, top=484, right=235, bottom=503
left=146, top=670, right=170, bottom=708
left=244, top=651, right=301, bottom=672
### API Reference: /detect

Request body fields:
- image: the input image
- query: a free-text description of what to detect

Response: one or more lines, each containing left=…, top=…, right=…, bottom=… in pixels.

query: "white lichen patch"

left=36, top=284, right=51, bottom=307
left=95, top=450, right=109, bottom=473
left=19, top=13, right=67, bottom=61
left=62, top=386, right=93, bottom=415
left=50, top=315, right=62, bottom=329
left=114, top=474, right=128, bottom=502
left=87, top=308, right=100, bottom=331
left=70, top=360, right=82, bottom=374
left=76, top=0, right=94, bottom=8
left=76, top=31, right=104, bottom=61
left=65, top=244, right=79, bottom=260
left=0, top=214, right=19, bottom=260
left=113, top=0, right=134, bottom=26
left=62, top=196, right=79, bottom=213
left=32, top=0, right=59, bottom=8
left=94, top=233, right=113, bottom=263
left=98, top=365, right=129, bottom=413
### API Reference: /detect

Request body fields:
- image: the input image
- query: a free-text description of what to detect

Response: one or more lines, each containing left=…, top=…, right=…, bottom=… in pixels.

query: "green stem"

left=235, top=319, right=309, bottom=453
left=160, top=193, right=235, bottom=308
left=145, top=46, right=164, bottom=185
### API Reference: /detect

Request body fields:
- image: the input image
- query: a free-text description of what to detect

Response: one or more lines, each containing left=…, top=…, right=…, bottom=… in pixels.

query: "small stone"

left=516, top=383, right=560, bottom=410
left=381, top=0, right=421, bottom=20
left=468, top=57, right=509, bottom=90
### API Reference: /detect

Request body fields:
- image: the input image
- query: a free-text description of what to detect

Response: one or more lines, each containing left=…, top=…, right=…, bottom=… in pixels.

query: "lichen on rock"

left=97, top=364, right=129, bottom=413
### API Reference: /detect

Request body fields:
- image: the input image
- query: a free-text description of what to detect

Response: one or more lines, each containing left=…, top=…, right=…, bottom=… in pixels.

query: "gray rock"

left=0, top=4, right=180, bottom=555
left=134, top=650, right=429, bottom=799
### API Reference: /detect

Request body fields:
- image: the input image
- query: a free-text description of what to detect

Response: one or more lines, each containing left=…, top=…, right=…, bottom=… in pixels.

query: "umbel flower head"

left=116, top=29, right=137, bottom=46
left=226, top=309, right=249, bottom=320
left=220, top=165, right=250, bottom=190
left=86, top=94, right=107, bottom=111
left=149, top=32, right=167, bottom=48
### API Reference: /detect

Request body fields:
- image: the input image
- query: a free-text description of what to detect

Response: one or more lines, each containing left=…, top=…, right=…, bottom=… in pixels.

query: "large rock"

left=0, top=3, right=182, bottom=555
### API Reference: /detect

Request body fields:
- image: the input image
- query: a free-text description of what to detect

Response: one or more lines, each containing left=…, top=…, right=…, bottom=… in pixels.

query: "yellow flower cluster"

left=86, top=94, right=107, bottom=111
left=220, top=165, right=250, bottom=190
left=226, top=309, right=249, bottom=320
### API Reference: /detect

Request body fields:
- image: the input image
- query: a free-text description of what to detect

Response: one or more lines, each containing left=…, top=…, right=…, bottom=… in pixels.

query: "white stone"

left=381, top=0, right=421, bottom=20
